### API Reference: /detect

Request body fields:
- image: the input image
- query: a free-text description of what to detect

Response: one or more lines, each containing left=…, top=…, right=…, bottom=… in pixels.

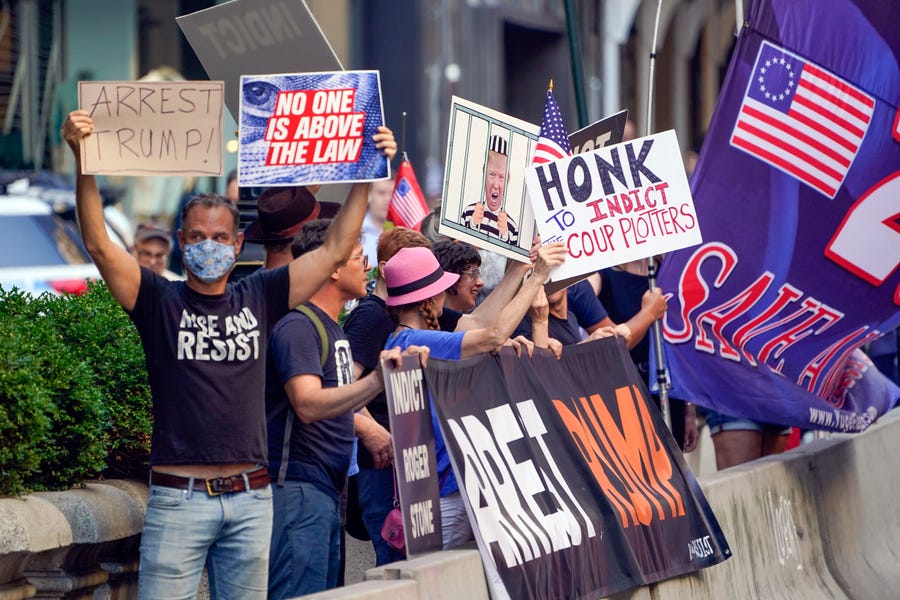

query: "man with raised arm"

left=61, top=110, right=397, bottom=600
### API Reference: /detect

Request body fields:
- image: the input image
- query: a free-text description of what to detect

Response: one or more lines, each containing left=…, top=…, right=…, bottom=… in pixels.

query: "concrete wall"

left=1, top=410, right=897, bottom=599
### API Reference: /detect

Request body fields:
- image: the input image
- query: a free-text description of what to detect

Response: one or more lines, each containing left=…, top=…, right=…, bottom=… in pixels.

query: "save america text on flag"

left=655, top=0, right=899, bottom=432
left=731, top=40, right=874, bottom=199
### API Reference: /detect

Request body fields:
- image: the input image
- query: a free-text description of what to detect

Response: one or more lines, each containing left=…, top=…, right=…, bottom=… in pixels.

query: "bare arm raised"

left=453, top=252, right=533, bottom=333
left=287, top=126, right=396, bottom=309
left=459, top=243, right=566, bottom=358
left=62, top=110, right=141, bottom=310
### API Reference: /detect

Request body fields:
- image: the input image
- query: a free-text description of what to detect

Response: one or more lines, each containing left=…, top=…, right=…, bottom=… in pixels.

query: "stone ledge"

left=0, top=480, right=147, bottom=599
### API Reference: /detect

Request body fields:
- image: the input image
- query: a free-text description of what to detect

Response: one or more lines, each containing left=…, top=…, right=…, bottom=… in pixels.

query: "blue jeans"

left=269, top=481, right=341, bottom=600
left=138, top=483, right=273, bottom=600
left=441, top=492, right=472, bottom=549
left=357, top=466, right=406, bottom=566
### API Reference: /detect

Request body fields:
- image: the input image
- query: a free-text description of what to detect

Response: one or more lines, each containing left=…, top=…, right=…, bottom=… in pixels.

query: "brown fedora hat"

left=243, top=186, right=340, bottom=244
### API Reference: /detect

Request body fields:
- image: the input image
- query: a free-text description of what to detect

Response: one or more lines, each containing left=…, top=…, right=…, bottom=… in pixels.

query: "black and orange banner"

left=424, top=338, right=730, bottom=599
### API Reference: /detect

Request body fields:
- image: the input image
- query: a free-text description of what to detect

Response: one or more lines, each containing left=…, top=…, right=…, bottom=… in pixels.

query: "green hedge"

left=0, top=283, right=151, bottom=496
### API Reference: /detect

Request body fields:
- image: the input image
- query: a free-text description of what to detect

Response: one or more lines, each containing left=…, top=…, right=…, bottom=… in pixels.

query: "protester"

left=382, top=242, right=566, bottom=547
left=266, top=220, right=426, bottom=598
left=361, top=179, right=394, bottom=267
left=60, top=109, right=396, bottom=599
left=598, top=260, right=698, bottom=451
left=243, top=186, right=340, bottom=270
left=343, top=227, right=433, bottom=566
left=432, top=240, right=482, bottom=319
left=700, top=407, right=790, bottom=469
left=224, top=169, right=239, bottom=204
left=459, top=135, right=519, bottom=245
left=132, top=221, right=181, bottom=280
left=419, top=205, right=451, bottom=245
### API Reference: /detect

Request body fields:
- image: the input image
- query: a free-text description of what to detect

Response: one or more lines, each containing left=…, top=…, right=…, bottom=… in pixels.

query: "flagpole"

left=400, top=111, right=408, bottom=163
left=645, top=0, right=672, bottom=431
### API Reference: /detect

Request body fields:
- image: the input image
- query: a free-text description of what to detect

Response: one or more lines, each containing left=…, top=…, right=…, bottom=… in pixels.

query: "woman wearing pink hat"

left=382, top=242, right=566, bottom=548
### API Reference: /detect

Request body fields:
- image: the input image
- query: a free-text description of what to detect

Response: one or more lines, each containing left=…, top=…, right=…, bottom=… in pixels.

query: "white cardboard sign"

left=524, top=129, right=702, bottom=280
left=78, top=80, right=224, bottom=176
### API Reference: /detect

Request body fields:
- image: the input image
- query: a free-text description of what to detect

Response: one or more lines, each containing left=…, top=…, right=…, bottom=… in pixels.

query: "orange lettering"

left=553, top=399, right=638, bottom=528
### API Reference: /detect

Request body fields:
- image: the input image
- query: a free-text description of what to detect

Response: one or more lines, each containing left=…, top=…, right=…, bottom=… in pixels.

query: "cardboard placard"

left=78, top=80, right=224, bottom=176
left=438, top=96, right=541, bottom=263
left=525, top=130, right=702, bottom=281
left=176, top=0, right=342, bottom=120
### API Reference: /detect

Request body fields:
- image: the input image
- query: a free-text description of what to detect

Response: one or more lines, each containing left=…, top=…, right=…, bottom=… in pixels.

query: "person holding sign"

left=382, top=242, right=565, bottom=547
left=265, top=220, right=428, bottom=598
left=60, top=109, right=397, bottom=600
left=459, top=135, right=519, bottom=245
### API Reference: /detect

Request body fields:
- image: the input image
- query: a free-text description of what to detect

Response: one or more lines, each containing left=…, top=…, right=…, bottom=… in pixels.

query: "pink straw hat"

left=384, top=247, right=460, bottom=306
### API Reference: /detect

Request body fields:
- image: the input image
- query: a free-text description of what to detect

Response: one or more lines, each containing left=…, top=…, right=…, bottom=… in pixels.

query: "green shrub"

left=0, top=283, right=151, bottom=496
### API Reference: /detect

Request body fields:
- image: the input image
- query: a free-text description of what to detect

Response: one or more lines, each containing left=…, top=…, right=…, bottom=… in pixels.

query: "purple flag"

left=656, top=0, right=900, bottom=432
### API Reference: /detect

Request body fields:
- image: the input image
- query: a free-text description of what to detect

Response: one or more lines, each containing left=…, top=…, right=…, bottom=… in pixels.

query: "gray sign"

left=177, top=0, right=342, bottom=120
left=383, top=354, right=443, bottom=557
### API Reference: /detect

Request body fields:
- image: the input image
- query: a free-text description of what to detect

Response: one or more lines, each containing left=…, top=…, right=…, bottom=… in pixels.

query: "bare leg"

left=711, top=430, right=763, bottom=470
left=760, top=432, right=789, bottom=457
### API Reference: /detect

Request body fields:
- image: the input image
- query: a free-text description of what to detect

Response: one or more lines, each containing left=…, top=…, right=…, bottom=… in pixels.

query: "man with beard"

left=61, top=109, right=397, bottom=600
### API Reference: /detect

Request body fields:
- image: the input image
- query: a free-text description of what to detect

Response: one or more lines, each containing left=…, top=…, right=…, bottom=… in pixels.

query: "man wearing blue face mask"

left=61, top=109, right=398, bottom=600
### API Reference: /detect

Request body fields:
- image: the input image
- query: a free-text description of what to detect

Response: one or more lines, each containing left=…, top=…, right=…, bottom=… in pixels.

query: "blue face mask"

left=183, top=239, right=236, bottom=283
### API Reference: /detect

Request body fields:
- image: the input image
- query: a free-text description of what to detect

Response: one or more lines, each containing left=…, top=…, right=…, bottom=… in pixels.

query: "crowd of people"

left=63, top=104, right=884, bottom=598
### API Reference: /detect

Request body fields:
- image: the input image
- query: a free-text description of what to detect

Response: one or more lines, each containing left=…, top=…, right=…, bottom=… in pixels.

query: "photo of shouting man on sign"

left=459, top=134, right=519, bottom=245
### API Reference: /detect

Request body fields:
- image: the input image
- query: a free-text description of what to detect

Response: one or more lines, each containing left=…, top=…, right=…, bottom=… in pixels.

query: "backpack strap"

left=295, top=304, right=329, bottom=368
left=269, top=304, right=330, bottom=486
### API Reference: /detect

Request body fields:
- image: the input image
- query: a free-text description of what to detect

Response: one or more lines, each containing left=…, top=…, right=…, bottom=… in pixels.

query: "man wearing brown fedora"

left=61, top=107, right=399, bottom=600
left=244, top=185, right=340, bottom=270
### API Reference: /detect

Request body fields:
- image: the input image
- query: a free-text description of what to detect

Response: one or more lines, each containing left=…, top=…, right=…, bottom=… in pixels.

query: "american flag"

left=731, top=41, right=874, bottom=199
left=532, top=88, right=572, bottom=164
left=387, top=158, right=429, bottom=229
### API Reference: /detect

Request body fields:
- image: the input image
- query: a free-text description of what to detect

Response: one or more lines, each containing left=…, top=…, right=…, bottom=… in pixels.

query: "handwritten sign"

left=239, top=71, right=388, bottom=186
left=544, top=109, right=630, bottom=294
left=78, top=80, right=224, bottom=176
left=525, top=129, right=702, bottom=281
left=382, top=354, right=443, bottom=557
left=176, top=0, right=342, bottom=120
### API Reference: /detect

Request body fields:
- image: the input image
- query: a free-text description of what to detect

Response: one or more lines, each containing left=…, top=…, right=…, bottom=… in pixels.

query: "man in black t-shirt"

left=62, top=110, right=397, bottom=600
left=266, top=220, right=409, bottom=598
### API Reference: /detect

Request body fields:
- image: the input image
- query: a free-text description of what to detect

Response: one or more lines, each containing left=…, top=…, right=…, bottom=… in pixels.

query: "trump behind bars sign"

left=524, top=130, right=702, bottom=281
left=238, top=70, right=388, bottom=186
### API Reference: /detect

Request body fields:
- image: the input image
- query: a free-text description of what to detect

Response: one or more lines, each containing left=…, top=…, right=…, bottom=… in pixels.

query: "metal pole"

left=563, top=0, right=588, bottom=128
left=645, top=0, right=672, bottom=430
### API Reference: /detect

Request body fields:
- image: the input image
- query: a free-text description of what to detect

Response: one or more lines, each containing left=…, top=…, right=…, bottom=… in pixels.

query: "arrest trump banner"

left=655, top=0, right=900, bottom=432
left=425, top=340, right=729, bottom=599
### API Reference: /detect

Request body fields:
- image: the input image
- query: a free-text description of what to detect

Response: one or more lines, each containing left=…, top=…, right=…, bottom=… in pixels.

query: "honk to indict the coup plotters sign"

left=238, top=70, right=389, bottom=187
left=524, top=129, right=703, bottom=281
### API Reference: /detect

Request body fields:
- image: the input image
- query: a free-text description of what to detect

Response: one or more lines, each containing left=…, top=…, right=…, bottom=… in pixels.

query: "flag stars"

left=757, top=57, right=795, bottom=102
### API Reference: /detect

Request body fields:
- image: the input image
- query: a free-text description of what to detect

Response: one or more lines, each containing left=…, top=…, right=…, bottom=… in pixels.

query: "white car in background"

left=0, top=196, right=100, bottom=296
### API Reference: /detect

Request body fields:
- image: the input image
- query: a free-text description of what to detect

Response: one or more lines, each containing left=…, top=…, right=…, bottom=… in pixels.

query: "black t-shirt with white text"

left=128, top=266, right=291, bottom=466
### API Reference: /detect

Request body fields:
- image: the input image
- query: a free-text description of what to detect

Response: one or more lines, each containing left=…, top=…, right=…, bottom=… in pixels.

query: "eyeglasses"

left=461, top=267, right=481, bottom=279
left=137, top=250, right=168, bottom=262
left=349, top=253, right=370, bottom=270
